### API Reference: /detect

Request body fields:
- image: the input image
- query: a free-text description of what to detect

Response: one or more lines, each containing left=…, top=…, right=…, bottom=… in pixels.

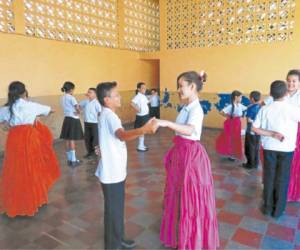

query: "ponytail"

left=5, top=81, right=26, bottom=121
left=230, top=90, right=242, bottom=119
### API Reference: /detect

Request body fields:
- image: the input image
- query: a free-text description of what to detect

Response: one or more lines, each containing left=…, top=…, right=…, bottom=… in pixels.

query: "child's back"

left=254, top=101, right=300, bottom=152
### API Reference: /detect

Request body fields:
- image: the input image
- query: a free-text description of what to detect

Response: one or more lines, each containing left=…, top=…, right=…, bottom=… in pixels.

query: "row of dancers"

left=216, top=69, right=300, bottom=218
left=0, top=69, right=300, bottom=249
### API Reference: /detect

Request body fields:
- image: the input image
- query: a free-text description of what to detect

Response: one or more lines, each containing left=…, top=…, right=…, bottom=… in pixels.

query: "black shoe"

left=261, top=207, right=271, bottom=216
left=242, top=163, right=253, bottom=170
left=136, top=148, right=148, bottom=152
left=70, top=160, right=82, bottom=167
left=121, top=239, right=136, bottom=249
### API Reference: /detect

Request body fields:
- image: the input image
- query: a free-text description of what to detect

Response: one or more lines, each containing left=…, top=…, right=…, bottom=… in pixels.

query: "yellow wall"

left=0, top=32, right=159, bottom=99
left=155, top=1, right=300, bottom=94
left=141, top=1, right=300, bottom=128
left=0, top=32, right=159, bottom=152
left=1, top=0, right=300, bottom=153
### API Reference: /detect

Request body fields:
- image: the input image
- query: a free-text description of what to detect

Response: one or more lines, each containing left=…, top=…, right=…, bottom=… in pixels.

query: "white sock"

left=138, top=136, right=145, bottom=149
left=70, top=150, right=77, bottom=162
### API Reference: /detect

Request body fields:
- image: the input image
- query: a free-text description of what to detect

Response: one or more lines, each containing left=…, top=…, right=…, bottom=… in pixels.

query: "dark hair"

left=250, top=91, right=261, bottom=102
left=137, top=82, right=145, bottom=89
left=136, top=82, right=145, bottom=94
left=61, top=81, right=75, bottom=93
left=230, top=90, right=242, bottom=118
left=270, top=80, right=287, bottom=100
left=151, top=88, right=157, bottom=93
left=5, top=81, right=26, bottom=121
left=96, top=82, right=117, bottom=106
left=88, top=87, right=96, bottom=92
left=177, top=71, right=206, bottom=91
left=287, top=69, right=300, bottom=81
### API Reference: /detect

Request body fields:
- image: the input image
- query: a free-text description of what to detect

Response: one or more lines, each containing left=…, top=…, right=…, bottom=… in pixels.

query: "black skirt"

left=134, top=114, right=150, bottom=128
left=60, top=117, right=84, bottom=140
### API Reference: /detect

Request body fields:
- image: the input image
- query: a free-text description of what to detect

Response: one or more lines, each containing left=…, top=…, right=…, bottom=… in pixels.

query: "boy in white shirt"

left=252, top=80, right=300, bottom=218
left=80, top=88, right=102, bottom=158
left=95, top=82, right=158, bottom=250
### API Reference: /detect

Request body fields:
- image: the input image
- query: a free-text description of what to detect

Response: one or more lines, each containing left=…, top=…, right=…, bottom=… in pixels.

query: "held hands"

left=156, top=119, right=169, bottom=127
left=143, top=117, right=159, bottom=134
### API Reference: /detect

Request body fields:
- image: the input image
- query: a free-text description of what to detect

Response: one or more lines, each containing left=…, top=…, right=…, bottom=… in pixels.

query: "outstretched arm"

left=219, top=111, right=228, bottom=117
left=157, top=119, right=194, bottom=136
left=116, top=118, right=158, bottom=141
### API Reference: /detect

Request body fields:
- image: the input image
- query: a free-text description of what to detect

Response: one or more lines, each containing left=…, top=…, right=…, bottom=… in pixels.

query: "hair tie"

left=199, top=70, right=207, bottom=82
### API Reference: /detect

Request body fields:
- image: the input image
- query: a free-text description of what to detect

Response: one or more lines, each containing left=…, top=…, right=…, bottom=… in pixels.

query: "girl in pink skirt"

left=157, top=71, right=219, bottom=250
left=286, top=69, right=300, bottom=202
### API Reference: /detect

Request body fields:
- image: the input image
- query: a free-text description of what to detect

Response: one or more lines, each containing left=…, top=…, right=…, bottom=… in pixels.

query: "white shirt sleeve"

left=253, top=108, right=263, bottom=129
left=131, top=95, right=139, bottom=105
left=264, top=96, right=273, bottom=105
left=0, top=107, right=9, bottom=123
left=96, top=101, right=102, bottom=113
left=71, top=96, right=78, bottom=106
left=187, top=107, right=204, bottom=128
left=107, top=113, right=123, bottom=136
left=29, top=101, right=51, bottom=117
left=222, top=104, right=232, bottom=114
left=79, top=100, right=88, bottom=108
left=240, top=104, right=247, bottom=111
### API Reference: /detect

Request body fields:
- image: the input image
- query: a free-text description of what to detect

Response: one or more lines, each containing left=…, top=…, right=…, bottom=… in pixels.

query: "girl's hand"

left=156, top=119, right=169, bottom=127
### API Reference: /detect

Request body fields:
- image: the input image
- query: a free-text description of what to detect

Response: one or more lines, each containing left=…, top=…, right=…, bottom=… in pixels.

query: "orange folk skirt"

left=0, top=122, right=60, bottom=217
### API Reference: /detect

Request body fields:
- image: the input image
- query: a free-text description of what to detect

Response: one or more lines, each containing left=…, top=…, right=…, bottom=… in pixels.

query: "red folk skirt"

left=0, top=122, right=60, bottom=217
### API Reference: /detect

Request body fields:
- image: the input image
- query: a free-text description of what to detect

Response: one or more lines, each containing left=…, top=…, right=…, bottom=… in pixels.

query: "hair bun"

left=61, top=87, right=65, bottom=92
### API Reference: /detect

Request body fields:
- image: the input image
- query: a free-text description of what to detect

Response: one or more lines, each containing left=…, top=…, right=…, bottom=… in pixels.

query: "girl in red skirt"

left=216, top=90, right=246, bottom=161
left=157, top=71, right=219, bottom=250
left=286, top=69, right=300, bottom=202
left=0, top=81, right=60, bottom=217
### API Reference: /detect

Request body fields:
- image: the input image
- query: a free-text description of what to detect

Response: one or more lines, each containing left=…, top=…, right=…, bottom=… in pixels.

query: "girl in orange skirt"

left=0, top=81, right=60, bottom=217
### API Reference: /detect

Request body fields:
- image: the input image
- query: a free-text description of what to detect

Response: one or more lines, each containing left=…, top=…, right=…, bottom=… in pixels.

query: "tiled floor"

left=1, top=127, right=300, bottom=249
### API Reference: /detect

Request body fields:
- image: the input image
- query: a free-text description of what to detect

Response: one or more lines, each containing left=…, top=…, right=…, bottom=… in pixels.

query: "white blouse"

left=175, top=99, right=204, bottom=141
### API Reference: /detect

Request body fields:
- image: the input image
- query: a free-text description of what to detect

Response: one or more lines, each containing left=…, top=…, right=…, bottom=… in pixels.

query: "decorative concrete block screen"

left=124, top=0, right=159, bottom=51
left=0, top=0, right=14, bottom=33
left=166, top=0, right=296, bottom=49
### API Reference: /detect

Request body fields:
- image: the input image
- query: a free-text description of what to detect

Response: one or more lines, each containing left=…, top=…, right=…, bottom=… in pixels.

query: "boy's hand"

left=143, top=118, right=158, bottom=134
left=272, top=132, right=285, bottom=142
